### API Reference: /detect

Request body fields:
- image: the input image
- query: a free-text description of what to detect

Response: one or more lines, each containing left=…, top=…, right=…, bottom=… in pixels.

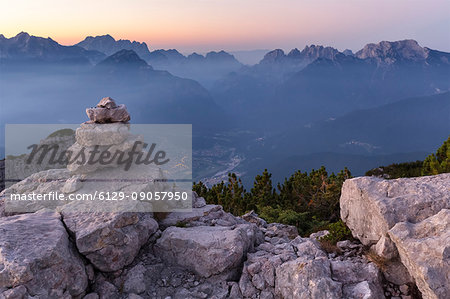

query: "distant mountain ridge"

left=212, top=39, right=450, bottom=127
left=74, top=34, right=242, bottom=66
left=0, top=32, right=105, bottom=64
left=76, top=34, right=151, bottom=60
left=260, top=45, right=341, bottom=65
left=74, top=34, right=243, bottom=87
left=355, top=39, right=450, bottom=65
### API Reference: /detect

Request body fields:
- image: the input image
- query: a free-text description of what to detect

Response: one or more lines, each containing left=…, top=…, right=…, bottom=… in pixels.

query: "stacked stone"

left=67, top=97, right=143, bottom=174
left=85, top=96, right=130, bottom=123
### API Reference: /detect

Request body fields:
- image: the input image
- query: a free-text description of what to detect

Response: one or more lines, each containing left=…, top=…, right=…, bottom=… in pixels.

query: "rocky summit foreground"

left=341, top=174, right=450, bottom=299
left=0, top=98, right=448, bottom=298
left=2, top=171, right=448, bottom=298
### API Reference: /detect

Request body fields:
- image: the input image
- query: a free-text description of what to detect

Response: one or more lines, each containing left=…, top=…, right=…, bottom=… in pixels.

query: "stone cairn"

left=67, top=97, right=143, bottom=174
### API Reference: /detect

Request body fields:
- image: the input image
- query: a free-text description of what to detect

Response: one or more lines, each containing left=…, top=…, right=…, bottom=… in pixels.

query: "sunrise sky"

left=1, top=0, right=449, bottom=53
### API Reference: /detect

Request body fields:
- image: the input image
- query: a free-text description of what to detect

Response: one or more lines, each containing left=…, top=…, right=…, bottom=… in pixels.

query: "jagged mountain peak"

left=98, top=49, right=148, bottom=66
left=261, top=45, right=341, bottom=65
left=0, top=32, right=105, bottom=64
left=287, top=48, right=301, bottom=58
left=355, top=39, right=429, bottom=63
left=76, top=35, right=151, bottom=59
left=300, top=44, right=340, bottom=60
left=343, top=49, right=354, bottom=56
left=205, top=50, right=236, bottom=61
left=261, top=49, right=286, bottom=63
left=95, top=49, right=151, bottom=73
left=14, top=31, right=31, bottom=39
left=85, top=34, right=116, bottom=42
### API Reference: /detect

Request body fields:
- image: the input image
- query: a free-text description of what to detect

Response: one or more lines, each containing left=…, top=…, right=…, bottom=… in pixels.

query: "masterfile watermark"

left=4, top=124, right=193, bottom=213
left=26, top=141, right=170, bottom=171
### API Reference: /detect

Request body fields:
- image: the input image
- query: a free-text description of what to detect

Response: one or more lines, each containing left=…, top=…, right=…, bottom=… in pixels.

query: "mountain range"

left=0, top=32, right=105, bottom=64
left=74, top=34, right=243, bottom=87
left=1, top=32, right=449, bottom=185
left=212, top=39, right=450, bottom=130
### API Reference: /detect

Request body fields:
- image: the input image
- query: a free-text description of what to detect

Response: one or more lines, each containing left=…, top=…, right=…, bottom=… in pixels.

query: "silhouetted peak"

left=287, top=48, right=301, bottom=58
left=98, top=49, right=149, bottom=68
left=187, top=52, right=205, bottom=61
left=300, top=45, right=340, bottom=60
left=15, top=32, right=30, bottom=38
left=83, top=34, right=115, bottom=42
left=343, top=49, right=354, bottom=56
left=76, top=35, right=150, bottom=58
left=205, top=50, right=236, bottom=61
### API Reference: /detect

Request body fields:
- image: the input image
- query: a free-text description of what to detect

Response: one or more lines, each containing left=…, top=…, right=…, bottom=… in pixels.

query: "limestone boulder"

left=154, top=224, right=262, bottom=277
left=192, top=191, right=206, bottom=208
left=61, top=210, right=158, bottom=272
left=0, top=210, right=88, bottom=298
left=388, top=209, right=450, bottom=299
left=340, top=174, right=450, bottom=245
left=275, top=255, right=342, bottom=299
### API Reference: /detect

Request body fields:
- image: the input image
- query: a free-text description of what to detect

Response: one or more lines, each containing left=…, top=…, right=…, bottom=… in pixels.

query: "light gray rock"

left=275, top=256, right=342, bottom=299
left=372, top=234, right=398, bottom=260
left=388, top=209, right=450, bottom=299
left=331, top=259, right=384, bottom=298
left=75, top=122, right=130, bottom=147
left=0, top=285, right=27, bottom=299
left=1, top=169, right=71, bottom=214
left=4, top=129, right=75, bottom=188
left=83, top=293, right=100, bottom=299
left=155, top=224, right=261, bottom=277
left=242, top=210, right=268, bottom=227
left=330, top=260, right=382, bottom=285
left=228, top=282, right=243, bottom=299
left=192, top=191, right=207, bottom=208
left=343, top=281, right=381, bottom=299
left=158, top=204, right=243, bottom=229
left=94, top=280, right=119, bottom=299
left=61, top=175, right=84, bottom=193
left=340, top=174, right=450, bottom=246
left=123, top=264, right=146, bottom=294
left=0, top=210, right=88, bottom=298
left=260, top=289, right=275, bottom=299
left=382, top=260, right=414, bottom=285
left=238, top=267, right=258, bottom=298
left=61, top=211, right=158, bottom=272
left=67, top=134, right=144, bottom=174
left=265, top=223, right=298, bottom=239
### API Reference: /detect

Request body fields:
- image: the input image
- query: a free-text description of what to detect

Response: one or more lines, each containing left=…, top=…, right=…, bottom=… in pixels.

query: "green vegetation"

left=193, top=136, right=450, bottom=239
left=422, top=136, right=450, bottom=176
left=175, top=221, right=188, bottom=228
left=193, top=166, right=351, bottom=236
left=365, top=161, right=423, bottom=179
left=319, top=220, right=353, bottom=244
left=365, top=135, right=450, bottom=179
